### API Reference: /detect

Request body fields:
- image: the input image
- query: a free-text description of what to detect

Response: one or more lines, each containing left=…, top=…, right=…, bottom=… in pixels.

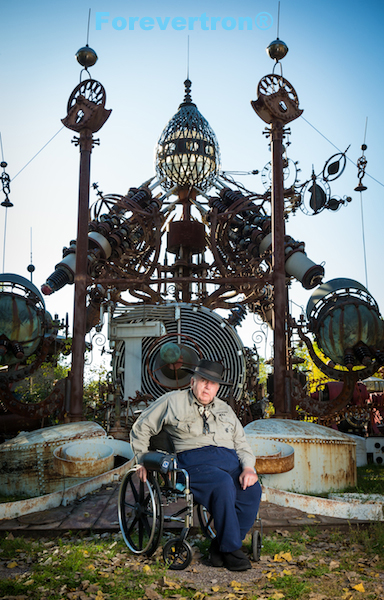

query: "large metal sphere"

left=76, top=45, right=98, bottom=68
left=267, top=39, right=289, bottom=61
left=0, top=274, right=47, bottom=366
left=307, top=279, right=384, bottom=367
left=160, top=342, right=181, bottom=364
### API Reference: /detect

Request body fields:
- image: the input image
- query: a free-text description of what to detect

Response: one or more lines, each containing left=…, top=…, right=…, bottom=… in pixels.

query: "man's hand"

left=136, top=464, right=148, bottom=482
left=239, top=467, right=258, bottom=490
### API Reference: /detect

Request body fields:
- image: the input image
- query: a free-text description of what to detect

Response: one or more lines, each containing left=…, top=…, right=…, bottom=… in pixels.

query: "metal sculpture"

left=290, top=279, right=384, bottom=422
left=0, top=274, right=65, bottom=422
left=37, top=38, right=384, bottom=428
left=39, top=39, right=367, bottom=426
left=41, top=47, right=111, bottom=422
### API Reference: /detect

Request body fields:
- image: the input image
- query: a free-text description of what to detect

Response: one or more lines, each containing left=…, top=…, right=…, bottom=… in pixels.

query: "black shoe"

left=209, top=537, right=224, bottom=567
left=222, top=548, right=252, bottom=571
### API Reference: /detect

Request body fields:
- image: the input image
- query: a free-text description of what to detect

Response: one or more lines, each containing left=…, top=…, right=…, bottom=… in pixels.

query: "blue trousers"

left=177, top=446, right=262, bottom=553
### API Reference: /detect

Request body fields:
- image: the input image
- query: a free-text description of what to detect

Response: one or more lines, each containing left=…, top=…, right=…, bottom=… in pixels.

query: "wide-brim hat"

left=191, top=359, right=232, bottom=385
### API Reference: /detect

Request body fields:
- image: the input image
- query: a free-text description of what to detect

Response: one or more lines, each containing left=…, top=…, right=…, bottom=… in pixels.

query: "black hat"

left=191, top=359, right=232, bottom=385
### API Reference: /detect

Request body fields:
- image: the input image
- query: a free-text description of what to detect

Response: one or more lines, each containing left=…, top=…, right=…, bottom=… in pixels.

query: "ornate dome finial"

left=182, top=79, right=193, bottom=105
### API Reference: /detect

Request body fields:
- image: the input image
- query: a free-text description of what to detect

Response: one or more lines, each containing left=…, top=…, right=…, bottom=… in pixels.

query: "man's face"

left=191, top=375, right=220, bottom=405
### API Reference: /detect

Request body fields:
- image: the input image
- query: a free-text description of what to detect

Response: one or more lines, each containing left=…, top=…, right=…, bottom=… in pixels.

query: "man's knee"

left=212, top=470, right=236, bottom=496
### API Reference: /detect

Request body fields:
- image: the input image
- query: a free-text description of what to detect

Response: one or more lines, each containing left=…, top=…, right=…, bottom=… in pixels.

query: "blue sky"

left=1, top=0, right=383, bottom=359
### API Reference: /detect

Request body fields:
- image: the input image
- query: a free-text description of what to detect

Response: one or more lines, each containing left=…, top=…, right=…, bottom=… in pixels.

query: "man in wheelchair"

left=131, top=359, right=262, bottom=571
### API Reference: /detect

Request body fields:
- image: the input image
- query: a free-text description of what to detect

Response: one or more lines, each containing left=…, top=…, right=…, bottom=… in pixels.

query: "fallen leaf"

left=144, top=587, right=161, bottom=600
left=88, top=585, right=101, bottom=594
left=142, top=564, right=151, bottom=573
left=352, top=583, right=365, bottom=593
left=230, top=581, right=243, bottom=588
left=329, top=560, right=340, bottom=570
left=7, top=561, right=18, bottom=568
left=270, top=593, right=285, bottom=600
left=212, top=586, right=220, bottom=592
left=276, top=530, right=291, bottom=537
left=192, top=593, right=205, bottom=600
left=273, top=551, right=292, bottom=562
left=160, top=577, right=181, bottom=590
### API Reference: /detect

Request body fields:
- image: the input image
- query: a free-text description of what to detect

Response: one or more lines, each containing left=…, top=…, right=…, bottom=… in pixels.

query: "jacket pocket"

left=217, top=414, right=235, bottom=434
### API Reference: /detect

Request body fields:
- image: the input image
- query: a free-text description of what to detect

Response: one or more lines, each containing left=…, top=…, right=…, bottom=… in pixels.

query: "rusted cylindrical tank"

left=53, top=441, right=114, bottom=477
left=0, top=422, right=109, bottom=498
left=245, top=419, right=357, bottom=494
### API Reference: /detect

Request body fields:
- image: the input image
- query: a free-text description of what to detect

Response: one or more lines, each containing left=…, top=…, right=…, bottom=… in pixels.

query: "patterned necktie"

left=196, top=404, right=210, bottom=434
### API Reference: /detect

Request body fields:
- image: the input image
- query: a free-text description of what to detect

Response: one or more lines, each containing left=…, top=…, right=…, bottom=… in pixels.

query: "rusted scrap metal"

left=256, top=449, right=294, bottom=474
left=53, top=441, right=114, bottom=478
left=0, top=378, right=66, bottom=420
left=292, top=327, right=378, bottom=417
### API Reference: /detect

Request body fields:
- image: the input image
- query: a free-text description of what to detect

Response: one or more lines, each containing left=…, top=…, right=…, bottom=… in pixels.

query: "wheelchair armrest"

left=141, top=451, right=177, bottom=474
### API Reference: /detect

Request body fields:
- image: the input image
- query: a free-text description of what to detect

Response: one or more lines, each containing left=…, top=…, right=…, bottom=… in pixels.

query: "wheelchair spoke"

left=118, top=469, right=164, bottom=557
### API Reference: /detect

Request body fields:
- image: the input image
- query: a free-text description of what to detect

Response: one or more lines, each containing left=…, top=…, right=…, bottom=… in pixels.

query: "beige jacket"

left=130, top=388, right=256, bottom=470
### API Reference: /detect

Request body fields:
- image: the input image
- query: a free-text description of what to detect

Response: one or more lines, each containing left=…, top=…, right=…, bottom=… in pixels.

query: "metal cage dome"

left=155, top=79, right=221, bottom=192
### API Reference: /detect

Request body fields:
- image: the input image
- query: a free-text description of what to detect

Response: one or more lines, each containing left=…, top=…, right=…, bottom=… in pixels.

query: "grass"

left=281, top=464, right=384, bottom=499
left=0, top=533, right=172, bottom=600
left=353, top=464, right=384, bottom=494
left=1, top=525, right=384, bottom=600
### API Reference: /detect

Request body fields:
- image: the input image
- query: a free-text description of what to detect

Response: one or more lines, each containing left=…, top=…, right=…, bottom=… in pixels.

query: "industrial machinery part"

left=258, top=233, right=324, bottom=290
left=110, top=303, right=246, bottom=407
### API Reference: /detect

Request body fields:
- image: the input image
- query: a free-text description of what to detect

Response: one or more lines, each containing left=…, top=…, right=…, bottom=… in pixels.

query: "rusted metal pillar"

left=270, top=124, right=289, bottom=417
left=251, top=70, right=303, bottom=419
left=68, top=128, right=93, bottom=421
left=60, top=77, right=111, bottom=422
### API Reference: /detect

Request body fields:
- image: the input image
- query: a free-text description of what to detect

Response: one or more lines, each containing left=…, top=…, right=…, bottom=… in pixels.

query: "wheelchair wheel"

left=252, top=529, right=262, bottom=561
left=163, top=538, right=193, bottom=570
left=118, top=469, right=163, bottom=556
left=197, top=505, right=216, bottom=540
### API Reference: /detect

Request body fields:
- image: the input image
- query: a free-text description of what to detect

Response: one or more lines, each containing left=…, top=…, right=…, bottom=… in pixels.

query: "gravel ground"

left=165, top=541, right=264, bottom=591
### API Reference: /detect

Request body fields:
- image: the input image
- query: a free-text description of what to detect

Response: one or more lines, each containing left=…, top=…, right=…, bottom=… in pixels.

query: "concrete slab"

left=0, top=482, right=375, bottom=538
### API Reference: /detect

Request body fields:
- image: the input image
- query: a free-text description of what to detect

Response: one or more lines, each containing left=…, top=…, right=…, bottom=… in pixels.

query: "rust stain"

left=256, top=451, right=294, bottom=474
left=53, top=446, right=114, bottom=478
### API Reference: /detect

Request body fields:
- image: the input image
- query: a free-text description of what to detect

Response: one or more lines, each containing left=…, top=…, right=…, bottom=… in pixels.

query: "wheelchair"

left=118, top=433, right=262, bottom=570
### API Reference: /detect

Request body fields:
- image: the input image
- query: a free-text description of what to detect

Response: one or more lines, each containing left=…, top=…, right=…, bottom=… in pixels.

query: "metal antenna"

left=363, top=115, right=368, bottom=145
left=28, top=227, right=36, bottom=282
left=187, top=35, right=190, bottom=79
left=1, top=132, right=8, bottom=273
left=277, top=1, right=281, bottom=38
left=87, top=8, right=91, bottom=45
left=359, top=117, right=369, bottom=290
